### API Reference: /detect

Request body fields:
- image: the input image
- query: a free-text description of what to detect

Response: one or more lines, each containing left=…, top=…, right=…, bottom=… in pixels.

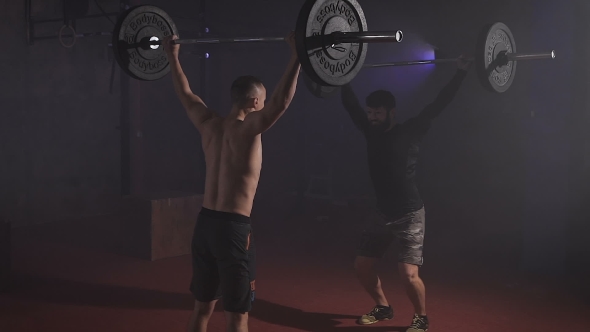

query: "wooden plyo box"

left=0, top=220, right=10, bottom=291
left=121, top=192, right=203, bottom=261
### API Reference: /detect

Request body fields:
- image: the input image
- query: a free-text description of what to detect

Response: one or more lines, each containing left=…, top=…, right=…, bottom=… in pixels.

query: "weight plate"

left=476, top=22, right=517, bottom=93
left=295, top=0, right=368, bottom=87
left=112, top=5, right=178, bottom=81
left=302, top=70, right=341, bottom=98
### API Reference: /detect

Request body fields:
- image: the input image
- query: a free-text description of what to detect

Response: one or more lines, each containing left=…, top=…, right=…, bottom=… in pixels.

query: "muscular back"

left=166, top=38, right=299, bottom=216
left=200, top=116, right=262, bottom=217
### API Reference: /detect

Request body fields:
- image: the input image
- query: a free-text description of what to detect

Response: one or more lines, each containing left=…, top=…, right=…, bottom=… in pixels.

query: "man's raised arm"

left=417, top=55, right=471, bottom=121
left=164, top=35, right=214, bottom=132
left=341, top=83, right=370, bottom=132
left=242, top=32, right=301, bottom=135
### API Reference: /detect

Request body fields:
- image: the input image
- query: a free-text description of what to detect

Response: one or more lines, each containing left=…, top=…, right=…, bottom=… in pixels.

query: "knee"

left=401, top=271, right=419, bottom=283
left=398, top=264, right=420, bottom=283
left=195, top=301, right=216, bottom=316
left=354, top=257, right=376, bottom=273
left=225, top=311, right=248, bottom=325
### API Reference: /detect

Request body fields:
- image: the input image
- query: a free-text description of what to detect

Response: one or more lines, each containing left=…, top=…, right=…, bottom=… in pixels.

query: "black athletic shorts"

left=189, top=207, right=256, bottom=313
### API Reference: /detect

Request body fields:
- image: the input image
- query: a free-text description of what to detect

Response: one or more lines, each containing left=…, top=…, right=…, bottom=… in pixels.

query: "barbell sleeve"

left=506, top=50, right=556, bottom=61
left=332, top=30, right=404, bottom=43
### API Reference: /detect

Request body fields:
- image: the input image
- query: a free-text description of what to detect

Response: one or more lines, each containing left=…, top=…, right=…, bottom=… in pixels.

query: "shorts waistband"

left=199, top=207, right=251, bottom=224
left=377, top=205, right=424, bottom=220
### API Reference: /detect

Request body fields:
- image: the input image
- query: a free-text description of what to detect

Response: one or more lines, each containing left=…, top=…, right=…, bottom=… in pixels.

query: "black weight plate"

left=476, top=22, right=517, bottom=93
left=112, top=5, right=178, bottom=81
left=302, top=70, right=341, bottom=98
left=295, top=0, right=368, bottom=87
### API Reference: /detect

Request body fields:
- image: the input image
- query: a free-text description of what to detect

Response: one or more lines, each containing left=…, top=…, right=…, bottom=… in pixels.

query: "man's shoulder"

left=400, top=116, right=430, bottom=132
left=403, top=114, right=430, bottom=125
left=199, top=115, right=224, bottom=133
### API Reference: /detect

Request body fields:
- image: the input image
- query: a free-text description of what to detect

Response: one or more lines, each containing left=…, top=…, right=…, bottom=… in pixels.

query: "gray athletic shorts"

left=357, top=207, right=425, bottom=266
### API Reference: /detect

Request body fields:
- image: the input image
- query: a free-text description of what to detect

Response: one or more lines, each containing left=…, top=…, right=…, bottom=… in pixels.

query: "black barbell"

left=110, top=0, right=556, bottom=95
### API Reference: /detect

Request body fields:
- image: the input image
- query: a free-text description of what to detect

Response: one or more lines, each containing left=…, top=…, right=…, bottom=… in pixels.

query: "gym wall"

left=1, top=0, right=122, bottom=227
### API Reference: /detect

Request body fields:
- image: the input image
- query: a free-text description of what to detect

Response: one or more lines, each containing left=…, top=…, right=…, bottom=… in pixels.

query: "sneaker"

left=357, top=305, right=394, bottom=325
left=406, top=313, right=429, bottom=332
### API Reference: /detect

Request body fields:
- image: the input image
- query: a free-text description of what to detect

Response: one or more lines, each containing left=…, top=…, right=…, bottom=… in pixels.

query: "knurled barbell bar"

left=144, top=31, right=403, bottom=46
left=113, top=0, right=403, bottom=82
left=303, top=21, right=557, bottom=97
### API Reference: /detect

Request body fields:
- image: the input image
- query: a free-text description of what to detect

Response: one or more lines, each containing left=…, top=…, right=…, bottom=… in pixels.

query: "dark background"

left=1, top=0, right=589, bottom=276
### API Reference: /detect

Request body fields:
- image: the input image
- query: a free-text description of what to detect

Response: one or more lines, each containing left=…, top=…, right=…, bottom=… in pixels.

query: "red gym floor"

left=1, top=198, right=589, bottom=332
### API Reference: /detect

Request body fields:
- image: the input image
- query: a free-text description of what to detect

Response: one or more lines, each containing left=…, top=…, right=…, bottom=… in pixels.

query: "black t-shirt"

left=341, top=70, right=467, bottom=218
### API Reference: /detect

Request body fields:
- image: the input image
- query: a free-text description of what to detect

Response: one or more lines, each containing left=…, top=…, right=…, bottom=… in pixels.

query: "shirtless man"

left=163, top=32, right=300, bottom=332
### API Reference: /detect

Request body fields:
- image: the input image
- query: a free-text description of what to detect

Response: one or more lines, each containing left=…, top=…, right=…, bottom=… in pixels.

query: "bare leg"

left=188, top=300, right=217, bottom=332
left=354, top=256, right=389, bottom=306
left=224, top=311, right=248, bottom=332
left=398, top=263, right=426, bottom=316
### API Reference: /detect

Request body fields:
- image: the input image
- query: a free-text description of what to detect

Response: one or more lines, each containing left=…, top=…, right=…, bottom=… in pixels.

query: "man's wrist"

left=168, top=55, right=180, bottom=64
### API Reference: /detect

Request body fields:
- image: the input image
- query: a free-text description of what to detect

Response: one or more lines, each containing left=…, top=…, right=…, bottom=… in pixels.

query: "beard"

left=369, top=112, right=391, bottom=132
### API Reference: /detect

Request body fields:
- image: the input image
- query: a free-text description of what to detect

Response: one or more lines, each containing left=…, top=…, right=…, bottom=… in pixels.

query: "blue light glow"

left=355, top=33, right=436, bottom=100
